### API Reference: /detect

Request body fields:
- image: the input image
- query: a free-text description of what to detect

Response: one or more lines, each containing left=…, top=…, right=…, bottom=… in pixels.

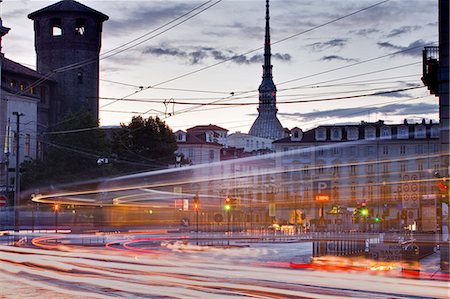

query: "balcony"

left=422, top=46, right=439, bottom=95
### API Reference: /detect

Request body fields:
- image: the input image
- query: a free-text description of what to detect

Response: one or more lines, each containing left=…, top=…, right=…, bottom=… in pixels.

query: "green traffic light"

left=224, top=204, right=231, bottom=211
left=374, top=217, right=380, bottom=222
left=360, top=208, right=368, bottom=216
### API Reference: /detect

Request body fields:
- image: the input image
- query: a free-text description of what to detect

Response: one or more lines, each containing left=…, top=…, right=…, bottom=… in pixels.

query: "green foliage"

left=111, top=116, right=177, bottom=172
left=21, top=113, right=177, bottom=190
left=21, top=111, right=111, bottom=189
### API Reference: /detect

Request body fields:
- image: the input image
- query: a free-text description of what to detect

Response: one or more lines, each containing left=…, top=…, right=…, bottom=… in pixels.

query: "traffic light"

left=437, top=179, right=448, bottom=193
left=359, top=206, right=368, bottom=217
left=225, top=197, right=231, bottom=211
left=374, top=215, right=381, bottom=222
left=193, top=195, right=200, bottom=210
left=53, top=203, right=60, bottom=212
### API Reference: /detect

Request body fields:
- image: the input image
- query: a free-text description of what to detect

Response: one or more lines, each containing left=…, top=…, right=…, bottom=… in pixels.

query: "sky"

left=1, top=0, right=440, bottom=133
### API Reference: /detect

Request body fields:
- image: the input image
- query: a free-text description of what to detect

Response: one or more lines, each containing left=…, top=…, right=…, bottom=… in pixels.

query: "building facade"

left=272, top=120, right=442, bottom=232
left=174, top=125, right=225, bottom=165
left=227, top=132, right=273, bottom=152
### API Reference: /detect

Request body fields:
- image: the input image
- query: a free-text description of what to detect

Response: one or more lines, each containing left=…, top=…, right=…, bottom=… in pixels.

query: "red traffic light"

left=361, top=202, right=366, bottom=207
left=438, top=181, right=448, bottom=192
left=225, top=197, right=231, bottom=203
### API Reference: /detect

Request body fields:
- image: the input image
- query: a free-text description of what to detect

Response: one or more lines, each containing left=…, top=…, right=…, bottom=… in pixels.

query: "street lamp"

left=54, top=203, right=60, bottom=233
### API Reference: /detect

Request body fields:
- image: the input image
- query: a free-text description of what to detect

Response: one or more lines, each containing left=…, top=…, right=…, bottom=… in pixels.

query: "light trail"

left=0, top=244, right=448, bottom=298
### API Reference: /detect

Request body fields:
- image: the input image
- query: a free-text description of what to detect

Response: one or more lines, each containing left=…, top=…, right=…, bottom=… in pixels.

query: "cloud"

left=320, top=55, right=358, bottom=63
left=104, top=3, right=193, bottom=35
left=142, top=46, right=292, bottom=65
left=349, top=28, right=380, bottom=37
left=377, top=39, right=432, bottom=57
left=308, top=38, right=348, bottom=51
left=385, top=25, right=422, bottom=38
left=278, top=103, right=438, bottom=122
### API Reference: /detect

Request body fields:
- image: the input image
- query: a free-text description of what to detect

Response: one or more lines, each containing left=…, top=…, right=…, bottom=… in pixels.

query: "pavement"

left=419, top=251, right=450, bottom=280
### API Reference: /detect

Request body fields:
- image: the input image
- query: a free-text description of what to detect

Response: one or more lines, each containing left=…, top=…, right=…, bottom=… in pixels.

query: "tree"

left=111, top=116, right=177, bottom=172
left=21, top=111, right=111, bottom=189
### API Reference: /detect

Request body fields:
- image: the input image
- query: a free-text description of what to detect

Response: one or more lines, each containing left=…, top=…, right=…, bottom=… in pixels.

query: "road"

left=0, top=234, right=448, bottom=298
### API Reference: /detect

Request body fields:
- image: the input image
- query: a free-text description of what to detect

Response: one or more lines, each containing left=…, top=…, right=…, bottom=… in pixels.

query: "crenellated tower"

left=28, top=0, right=108, bottom=126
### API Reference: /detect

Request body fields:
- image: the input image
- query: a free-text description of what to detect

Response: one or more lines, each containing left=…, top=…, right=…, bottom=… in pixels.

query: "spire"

left=248, top=0, right=284, bottom=140
left=263, top=0, right=272, bottom=79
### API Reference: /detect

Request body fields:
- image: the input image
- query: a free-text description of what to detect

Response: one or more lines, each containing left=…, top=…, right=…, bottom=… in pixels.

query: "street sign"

left=313, top=180, right=331, bottom=202
left=0, top=195, right=6, bottom=207
left=402, top=174, right=420, bottom=209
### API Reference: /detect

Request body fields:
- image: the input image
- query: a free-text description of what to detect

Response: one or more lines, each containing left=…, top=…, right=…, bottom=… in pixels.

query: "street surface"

left=0, top=232, right=449, bottom=298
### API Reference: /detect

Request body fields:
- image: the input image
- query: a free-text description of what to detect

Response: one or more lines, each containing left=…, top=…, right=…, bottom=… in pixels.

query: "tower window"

left=75, top=19, right=86, bottom=36
left=52, top=18, right=62, bottom=36
left=77, top=72, right=83, bottom=84
left=19, top=82, right=27, bottom=91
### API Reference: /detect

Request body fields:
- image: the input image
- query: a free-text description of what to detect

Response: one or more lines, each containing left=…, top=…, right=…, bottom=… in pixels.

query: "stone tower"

left=248, top=0, right=285, bottom=140
left=28, top=0, right=108, bottom=125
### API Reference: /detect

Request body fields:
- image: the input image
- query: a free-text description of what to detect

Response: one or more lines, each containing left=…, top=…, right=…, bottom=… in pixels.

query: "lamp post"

left=12, top=111, right=23, bottom=232
left=193, top=194, right=199, bottom=245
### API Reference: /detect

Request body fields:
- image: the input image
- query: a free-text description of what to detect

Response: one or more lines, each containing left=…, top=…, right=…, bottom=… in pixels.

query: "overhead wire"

left=102, top=0, right=393, bottom=110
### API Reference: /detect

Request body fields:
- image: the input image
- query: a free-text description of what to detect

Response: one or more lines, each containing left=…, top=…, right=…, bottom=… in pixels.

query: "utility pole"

left=12, top=111, right=23, bottom=232
left=438, top=0, right=449, bottom=273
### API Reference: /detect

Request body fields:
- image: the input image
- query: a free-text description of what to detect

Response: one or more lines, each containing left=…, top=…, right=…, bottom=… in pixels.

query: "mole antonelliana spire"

left=248, top=0, right=285, bottom=140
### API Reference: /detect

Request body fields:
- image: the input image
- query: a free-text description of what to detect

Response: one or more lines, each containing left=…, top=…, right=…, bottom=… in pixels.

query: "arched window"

left=51, top=18, right=62, bottom=36
left=75, top=18, right=86, bottom=36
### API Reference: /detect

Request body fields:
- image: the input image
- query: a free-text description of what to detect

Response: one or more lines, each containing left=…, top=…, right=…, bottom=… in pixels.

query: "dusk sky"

left=2, top=0, right=439, bottom=133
